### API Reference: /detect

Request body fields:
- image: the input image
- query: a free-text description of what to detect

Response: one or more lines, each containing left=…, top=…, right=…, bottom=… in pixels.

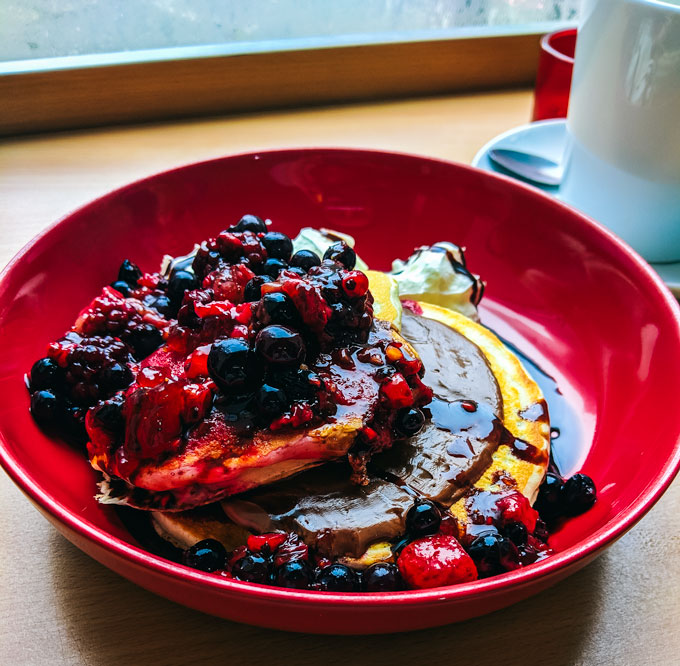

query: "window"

left=2, top=1, right=579, bottom=61
left=0, top=1, right=578, bottom=135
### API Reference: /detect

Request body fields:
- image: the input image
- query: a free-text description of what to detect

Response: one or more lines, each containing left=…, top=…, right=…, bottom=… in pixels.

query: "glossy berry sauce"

left=27, top=216, right=595, bottom=592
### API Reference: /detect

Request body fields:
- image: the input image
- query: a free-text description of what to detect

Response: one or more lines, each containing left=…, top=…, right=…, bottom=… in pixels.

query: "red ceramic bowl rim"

left=1, top=147, right=680, bottom=608
left=540, top=27, right=577, bottom=65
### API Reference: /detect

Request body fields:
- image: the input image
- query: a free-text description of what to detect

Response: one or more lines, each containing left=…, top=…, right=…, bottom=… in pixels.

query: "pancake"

left=153, top=302, right=550, bottom=565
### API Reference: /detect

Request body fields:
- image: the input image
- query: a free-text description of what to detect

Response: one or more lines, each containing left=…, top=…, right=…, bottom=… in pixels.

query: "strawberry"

left=397, top=535, right=477, bottom=589
left=496, top=491, right=538, bottom=533
left=380, top=373, right=414, bottom=409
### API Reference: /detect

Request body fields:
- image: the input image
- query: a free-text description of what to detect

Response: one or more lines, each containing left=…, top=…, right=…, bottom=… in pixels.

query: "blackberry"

left=126, top=325, right=164, bottom=359
left=75, top=288, right=166, bottom=360
left=49, top=334, right=134, bottom=408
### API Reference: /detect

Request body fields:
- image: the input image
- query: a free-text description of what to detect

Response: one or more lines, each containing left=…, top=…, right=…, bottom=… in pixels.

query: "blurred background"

left=2, top=0, right=579, bottom=61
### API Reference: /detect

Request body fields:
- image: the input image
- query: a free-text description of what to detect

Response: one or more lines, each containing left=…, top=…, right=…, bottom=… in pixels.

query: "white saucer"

left=471, top=119, right=680, bottom=298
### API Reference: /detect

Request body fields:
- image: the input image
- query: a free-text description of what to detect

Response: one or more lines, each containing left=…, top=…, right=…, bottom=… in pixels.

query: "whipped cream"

left=390, top=243, right=484, bottom=321
left=292, top=228, right=369, bottom=271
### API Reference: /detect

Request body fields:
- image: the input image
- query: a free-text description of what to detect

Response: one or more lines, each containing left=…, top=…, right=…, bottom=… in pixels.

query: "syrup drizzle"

left=498, top=337, right=583, bottom=477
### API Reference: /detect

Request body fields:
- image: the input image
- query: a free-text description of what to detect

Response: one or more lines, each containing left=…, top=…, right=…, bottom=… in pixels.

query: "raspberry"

left=202, top=263, right=256, bottom=302
left=496, top=491, right=539, bottom=533
left=397, top=535, right=478, bottom=589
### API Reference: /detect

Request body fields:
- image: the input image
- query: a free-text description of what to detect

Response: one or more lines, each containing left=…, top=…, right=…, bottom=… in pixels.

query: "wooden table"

left=1, top=91, right=677, bottom=665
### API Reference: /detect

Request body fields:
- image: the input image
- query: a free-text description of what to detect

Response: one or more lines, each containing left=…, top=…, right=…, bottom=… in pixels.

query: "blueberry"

left=262, top=257, right=288, bottom=279
left=100, top=362, right=133, bottom=391
left=60, top=404, right=88, bottom=443
left=259, top=292, right=300, bottom=328
left=405, top=499, right=441, bottom=537
left=262, top=231, right=293, bottom=261
left=289, top=249, right=321, bottom=272
left=256, top=384, right=289, bottom=416
left=151, top=294, right=175, bottom=318
left=208, top=338, right=258, bottom=392
left=468, top=533, right=518, bottom=578
left=182, top=539, right=227, bottom=573
left=533, top=472, right=565, bottom=523
left=503, top=521, right=528, bottom=546
left=561, top=473, right=597, bottom=516
left=232, top=552, right=271, bottom=583
left=315, top=563, right=361, bottom=592
left=275, top=560, right=312, bottom=589
left=29, top=357, right=62, bottom=391
left=391, top=536, right=412, bottom=557
left=30, top=390, right=60, bottom=426
left=232, top=214, right=267, bottom=233
left=126, top=325, right=163, bottom=359
left=243, top=275, right=273, bottom=302
left=255, top=325, right=306, bottom=366
left=265, top=368, right=317, bottom=402
left=395, top=407, right=425, bottom=437
left=323, top=242, right=356, bottom=269
left=117, top=259, right=142, bottom=286
left=111, top=280, right=131, bottom=297
left=363, top=562, right=402, bottom=592
left=168, top=270, right=198, bottom=303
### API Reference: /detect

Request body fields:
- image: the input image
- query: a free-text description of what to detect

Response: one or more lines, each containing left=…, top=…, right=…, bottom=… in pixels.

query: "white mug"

left=560, top=0, right=680, bottom=263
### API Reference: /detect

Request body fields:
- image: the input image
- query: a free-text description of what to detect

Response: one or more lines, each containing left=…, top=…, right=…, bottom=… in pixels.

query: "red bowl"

left=1, top=149, right=679, bottom=634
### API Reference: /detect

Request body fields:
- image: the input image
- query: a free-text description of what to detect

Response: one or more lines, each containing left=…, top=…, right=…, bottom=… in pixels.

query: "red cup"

left=531, top=28, right=577, bottom=121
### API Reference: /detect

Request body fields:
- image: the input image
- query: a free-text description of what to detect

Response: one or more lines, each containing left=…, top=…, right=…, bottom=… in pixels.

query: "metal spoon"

left=488, top=148, right=564, bottom=187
